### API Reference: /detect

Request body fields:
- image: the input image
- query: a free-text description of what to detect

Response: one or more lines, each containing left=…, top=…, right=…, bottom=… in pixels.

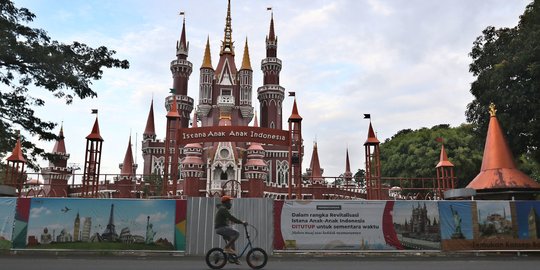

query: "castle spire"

left=289, top=98, right=303, bottom=121
left=7, top=134, right=25, bottom=162
left=201, top=36, right=213, bottom=69
left=241, top=38, right=252, bottom=70
left=436, top=144, right=454, bottom=168
left=176, top=16, right=189, bottom=58
left=309, top=142, right=323, bottom=184
left=345, top=148, right=351, bottom=173
left=220, top=0, right=234, bottom=55
left=143, top=99, right=156, bottom=139
left=364, top=122, right=379, bottom=145
left=52, top=123, right=67, bottom=154
left=268, top=12, right=276, bottom=41
left=120, top=135, right=135, bottom=177
left=86, top=117, right=103, bottom=141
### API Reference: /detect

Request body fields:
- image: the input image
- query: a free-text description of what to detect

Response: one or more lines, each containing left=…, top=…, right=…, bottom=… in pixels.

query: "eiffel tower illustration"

left=102, top=204, right=118, bottom=241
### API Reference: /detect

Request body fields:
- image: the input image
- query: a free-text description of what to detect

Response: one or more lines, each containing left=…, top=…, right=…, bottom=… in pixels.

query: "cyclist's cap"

left=221, top=196, right=232, bottom=203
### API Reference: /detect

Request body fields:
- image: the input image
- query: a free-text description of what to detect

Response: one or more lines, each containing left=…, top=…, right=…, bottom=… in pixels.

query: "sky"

left=13, top=0, right=532, bottom=179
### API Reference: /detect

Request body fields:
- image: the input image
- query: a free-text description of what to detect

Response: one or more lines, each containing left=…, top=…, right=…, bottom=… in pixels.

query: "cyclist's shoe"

left=223, top=247, right=236, bottom=254
left=232, top=259, right=242, bottom=265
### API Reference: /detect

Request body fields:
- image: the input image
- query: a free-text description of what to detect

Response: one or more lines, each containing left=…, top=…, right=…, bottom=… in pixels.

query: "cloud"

left=30, top=206, right=52, bottom=219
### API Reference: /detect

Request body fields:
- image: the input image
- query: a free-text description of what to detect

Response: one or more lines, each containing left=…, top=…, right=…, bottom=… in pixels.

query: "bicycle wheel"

left=205, top=248, right=227, bottom=269
left=246, top=247, right=268, bottom=269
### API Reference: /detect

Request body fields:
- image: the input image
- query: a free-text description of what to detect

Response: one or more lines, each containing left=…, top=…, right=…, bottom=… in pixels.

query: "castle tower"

left=141, top=99, right=159, bottom=176
left=288, top=98, right=303, bottom=199
left=196, top=0, right=254, bottom=127
left=167, top=16, right=194, bottom=128
left=245, top=115, right=268, bottom=197
left=239, top=38, right=254, bottom=120
left=5, top=134, right=26, bottom=196
left=364, top=121, right=382, bottom=200
left=436, top=142, right=455, bottom=198
left=42, top=125, right=73, bottom=197
left=181, top=113, right=205, bottom=197
left=466, top=103, right=540, bottom=199
left=82, top=117, right=103, bottom=198
left=197, top=37, right=214, bottom=120
left=258, top=12, right=285, bottom=129
left=116, top=135, right=137, bottom=198
left=163, top=97, right=181, bottom=196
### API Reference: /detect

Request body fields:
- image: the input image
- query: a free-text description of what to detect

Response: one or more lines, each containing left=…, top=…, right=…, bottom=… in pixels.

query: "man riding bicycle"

left=215, top=196, right=247, bottom=256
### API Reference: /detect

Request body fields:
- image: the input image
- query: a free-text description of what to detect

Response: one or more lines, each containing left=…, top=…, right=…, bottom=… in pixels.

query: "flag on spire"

left=363, top=114, right=370, bottom=119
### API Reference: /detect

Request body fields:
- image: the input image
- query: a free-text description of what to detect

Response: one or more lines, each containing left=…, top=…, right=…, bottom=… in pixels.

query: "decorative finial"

left=489, top=102, right=497, bottom=117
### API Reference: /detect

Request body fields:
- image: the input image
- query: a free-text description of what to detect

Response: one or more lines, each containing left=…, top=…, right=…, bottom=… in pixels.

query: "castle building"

left=141, top=0, right=294, bottom=198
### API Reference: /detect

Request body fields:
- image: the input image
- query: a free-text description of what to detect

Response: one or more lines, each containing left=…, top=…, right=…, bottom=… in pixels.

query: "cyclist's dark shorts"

left=215, top=226, right=239, bottom=240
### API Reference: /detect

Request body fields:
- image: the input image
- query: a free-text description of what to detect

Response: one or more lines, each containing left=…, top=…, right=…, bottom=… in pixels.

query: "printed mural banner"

left=392, top=201, right=441, bottom=250
left=275, top=200, right=396, bottom=250
left=0, top=198, right=17, bottom=249
left=25, top=198, right=177, bottom=250
left=439, top=201, right=474, bottom=250
left=440, top=201, right=540, bottom=251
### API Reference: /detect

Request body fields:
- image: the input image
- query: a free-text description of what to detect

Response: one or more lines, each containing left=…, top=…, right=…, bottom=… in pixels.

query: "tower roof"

left=220, top=0, right=234, bottom=55
left=309, top=142, right=323, bottom=182
left=166, top=96, right=181, bottom=118
left=436, top=144, right=454, bottom=168
left=7, top=136, right=25, bottom=162
left=268, top=12, right=276, bottom=41
left=143, top=99, right=156, bottom=137
left=364, top=122, right=380, bottom=145
left=52, top=124, right=67, bottom=154
left=201, top=36, right=213, bottom=69
left=86, top=117, right=103, bottom=141
left=466, top=104, right=540, bottom=190
left=288, top=98, right=303, bottom=121
left=176, top=17, right=189, bottom=57
left=345, top=148, right=351, bottom=173
left=240, top=38, right=252, bottom=70
left=120, top=136, right=135, bottom=176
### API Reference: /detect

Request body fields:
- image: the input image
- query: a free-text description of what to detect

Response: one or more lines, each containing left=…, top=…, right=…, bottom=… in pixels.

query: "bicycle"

left=205, top=224, right=268, bottom=269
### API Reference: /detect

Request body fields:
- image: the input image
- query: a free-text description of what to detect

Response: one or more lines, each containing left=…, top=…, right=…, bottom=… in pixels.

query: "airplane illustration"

left=61, top=206, right=71, bottom=213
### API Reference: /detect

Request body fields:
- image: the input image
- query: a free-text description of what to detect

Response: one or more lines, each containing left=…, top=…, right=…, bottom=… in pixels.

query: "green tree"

left=0, top=1, right=129, bottom=169
left=466, top=0, right=540, bottom=164
left=380, top=124, right=483, bottom=188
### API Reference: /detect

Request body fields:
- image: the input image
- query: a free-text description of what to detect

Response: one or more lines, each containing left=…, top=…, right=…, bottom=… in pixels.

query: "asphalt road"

left=1, top=253, right=539, bottom=270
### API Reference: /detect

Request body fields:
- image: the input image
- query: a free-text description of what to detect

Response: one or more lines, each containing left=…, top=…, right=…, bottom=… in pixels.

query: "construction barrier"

left=0, top=198, right=539, bottom=252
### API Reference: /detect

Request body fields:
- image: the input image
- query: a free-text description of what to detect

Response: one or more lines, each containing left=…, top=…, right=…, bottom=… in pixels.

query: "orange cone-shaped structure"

left=466, top=104, right=540, bottom=199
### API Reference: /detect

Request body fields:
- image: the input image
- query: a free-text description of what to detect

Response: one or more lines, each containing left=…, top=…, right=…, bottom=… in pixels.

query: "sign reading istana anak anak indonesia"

left=177, top=126, right=290, bottom=146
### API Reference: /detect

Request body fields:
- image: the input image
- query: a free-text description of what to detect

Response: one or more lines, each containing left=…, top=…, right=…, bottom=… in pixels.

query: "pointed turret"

left=344, top=148, right=353, bottom=185
left=167, top=96, right=181, bottom=118
left=201, top=36, right=213, bottom=69
left=52, top=124, right=67, bottom=154
left=364, top=122, right=380, bottom=145
left=176, top=17, right=189, bottom=58
left=436, top=144, right=454, bottom=168
left=241, top=38, right=252, bottom=70
left=467, top=103, right=540, bottom=191
left=309, top=142, right=324, bottom=184
left=268, top=12, right=276, bottom=42
left=288, top=98, right=303, bottom=121
left=220, top=0, right=234, bottom=55
left=7, top=135, right=25, bottom=163
left=120, top=136, right=135, bottom=177
left=86, top=117, right=103, bottom=141
left=143, top=99, right=156, bottom=140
